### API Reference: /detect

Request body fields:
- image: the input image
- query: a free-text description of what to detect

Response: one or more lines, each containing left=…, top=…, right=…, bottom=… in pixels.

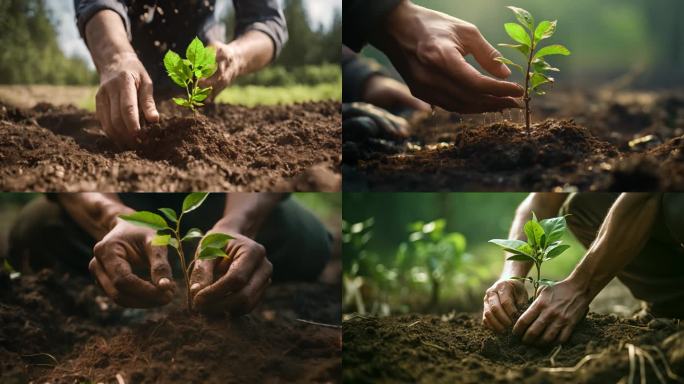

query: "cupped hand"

left=89, top=218, right=175, bottom=308
left=482, top=278, right=528, bottom=333
left=189, top=231, right=272, bottom=316
left=513, top=279, right=590, bottom=345
left=95, top=52, right=159, bottom=149
left=370, top=1, right=523, bottom=113
left=363, top=74, right=431, bottom=112
left=198, top=42, right=244, bottom=102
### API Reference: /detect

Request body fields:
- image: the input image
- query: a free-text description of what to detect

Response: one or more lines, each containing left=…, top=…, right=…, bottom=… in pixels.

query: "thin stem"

left=174, top=213, right=192, bottom=311
left=533, top=261, right=541, bottom=300
left=523, top=31, right=536, bottom=135
left=185, top=79, right=194, bottom=112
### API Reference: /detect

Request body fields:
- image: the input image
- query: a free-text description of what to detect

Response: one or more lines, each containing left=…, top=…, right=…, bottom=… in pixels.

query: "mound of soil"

left=0, top=101, right=341, bottom=191
left=343, top=313, right=684, bottom=384
left=0, top=269, right=341, bottom=383
left=344, top=91, right=684, bottom=191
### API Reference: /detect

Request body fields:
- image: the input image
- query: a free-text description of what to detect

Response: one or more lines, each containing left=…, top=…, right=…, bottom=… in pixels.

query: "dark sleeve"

left=343, top=0, right=402, bottom=52
left=342, top=49, right=392, bottom=103
left=73, top=0, right=131, bottom=43
left=233, top=0, right=288, bottom=60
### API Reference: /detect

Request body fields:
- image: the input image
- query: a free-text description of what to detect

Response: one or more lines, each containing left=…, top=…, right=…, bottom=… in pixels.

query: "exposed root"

left=539, top=351, right=607, bottom=373
left=407, top=320, right=422, bottom=328
left=548, top=345, right=562, bottom=367
left=421, top=340, right=449, bottom=353
left=295, top=318, right=342, bottom=329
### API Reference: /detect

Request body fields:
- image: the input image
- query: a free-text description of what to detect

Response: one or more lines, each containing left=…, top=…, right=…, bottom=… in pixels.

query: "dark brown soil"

left=0, top=101, right=341, bottom=191
left=343, top=91, right=684, bottom=191
left=0, top=269, right=341, bottom=383
left=343, top=313, right=684, bottom=384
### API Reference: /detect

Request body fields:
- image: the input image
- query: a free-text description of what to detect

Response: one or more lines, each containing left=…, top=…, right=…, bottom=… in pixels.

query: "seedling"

left=163, top=37, right=217, bottom=111
left=119, top=192, right=233, bottom=311
left=489, top=213, right=570, bottom=300
left=495, top=6, right=571, bottom=134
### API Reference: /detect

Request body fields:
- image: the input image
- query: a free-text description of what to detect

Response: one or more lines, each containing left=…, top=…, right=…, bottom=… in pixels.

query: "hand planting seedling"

left=489, top=213, right=570, bottom=300
left=119, top=192, right=232, bottom=311
left=163, top=37, right=217, bottom=111
left=495, top=6, right=571, bottom=133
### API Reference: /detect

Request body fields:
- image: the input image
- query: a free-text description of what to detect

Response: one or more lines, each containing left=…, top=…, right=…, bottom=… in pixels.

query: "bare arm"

left=57, top=193, right=131, bottom=240
left=513, top=193, right=660, bottom=345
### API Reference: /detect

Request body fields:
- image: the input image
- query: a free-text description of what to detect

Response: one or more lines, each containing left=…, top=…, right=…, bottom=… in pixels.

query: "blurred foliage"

left=234, top=64, right=340, bottom=87
left=214, top=81, right=340, bottom=106
left=0, top=0, right=96, bottom=85
left=293, top=193, right=341, bottom=225
left=361, top=0, right=684, bottom=88
left=342, top=193, right=587, bottom=314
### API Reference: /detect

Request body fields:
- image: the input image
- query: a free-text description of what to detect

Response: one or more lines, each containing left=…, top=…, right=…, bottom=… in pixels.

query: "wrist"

left=212, top=215, right=255, bottom=238
left=99, top=52, right=138, bottom=78
left=370, top=0, right=419, bottom=50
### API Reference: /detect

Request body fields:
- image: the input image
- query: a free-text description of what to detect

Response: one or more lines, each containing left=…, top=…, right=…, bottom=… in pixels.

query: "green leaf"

left=119, top=211, right=169, bottom=230
left=192, top=87, right=212, bottom=102
left=489, top=239, right=534, bottom=258
left=182, top=228, right=204, bottom=242
left=507, top=6, right=534, bottom=31
left=498, top=43, right=530, bottom=57
left=534, top=44, right=571, bottom=59
left=539, top=216, right=567, bottom=244
left=173, top=97, right=191, bottom=107
left=494, top=57, right=524, bottom=73
left=533, top=59, right=560, bottom=73
left=151, top=234, right=171, bottom=246
left=531, top=72, right=554, bottom=89
left=544, top=244, right=570, bottom=260
left=200, top=233, right=234, bottom=250
left=524, top=219, right=545, bottom=248
left=506, top=253, right=536, bottom=262
left=198, top=247, right=229, bottom=260
left=163, top=50, right=181, bottom=75
left=504, top=23, right=531, bottom=46
left=538, top=278, right=556, bottom=287
left=182, top=192, right=209, bottom=213
left=186, top=37, right=205, bottom=67
left=158, top=208, right=178, bottom=224
left=534, top=20, right=557, bottom=42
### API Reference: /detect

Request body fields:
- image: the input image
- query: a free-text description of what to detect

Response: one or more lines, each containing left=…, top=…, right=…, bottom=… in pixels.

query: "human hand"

left=370, top=0, right=523, bottom=113
left=198, top=41, right=244, bottom=102
left=513, top=278, right=590, bottom=345
left=363, top=75, right=431, bottom=112
left=482, top=278, right=528, bottom=333
left=89, top=218, right=175, bottom=308
left=189, top=231, right=272, bottom=316
left=342, top=102, right=411, bottom=141
left=95, top=52, right=159, bottom=148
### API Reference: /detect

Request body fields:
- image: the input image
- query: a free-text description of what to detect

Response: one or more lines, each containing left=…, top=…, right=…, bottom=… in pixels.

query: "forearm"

left=56, top=193, right=132, bottom=240
left=214, top=193, right=285, bottom=238
left=501, top=193, right=567, bottom=279
left=85, top=10, right=135, bottom=74
left=568, top=193, right=660, bottom=299
left=222, top=30, right=275, bottom=77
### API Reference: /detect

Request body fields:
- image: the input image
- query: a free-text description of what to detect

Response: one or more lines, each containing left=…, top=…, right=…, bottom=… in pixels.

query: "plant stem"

left=523, top=33, right=536, bottom=135
left=533, top=261, right=541, bottom=300
left=174, top=213, right=192, bottom=311
left=185, top=79, right=194, bottom=112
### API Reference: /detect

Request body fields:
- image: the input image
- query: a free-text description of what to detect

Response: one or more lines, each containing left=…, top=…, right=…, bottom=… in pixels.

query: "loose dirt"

left=0, top=269, right=341, bottom=383
left=343, top=313, right=684, bottom=384
left=0, top=101, right=341, bottom=191
left=343, top=91, right=684, bottom=191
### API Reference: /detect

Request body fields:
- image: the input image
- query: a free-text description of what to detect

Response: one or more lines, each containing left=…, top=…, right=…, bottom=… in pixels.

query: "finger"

left=442, top=51, right=524, bottom=97
left=96, top=90, right=113, bottom=139
left=194, top=243, right=265, bottom=303
left=558, top=325, right=574, bottom=344
left=482, top=300, right=506, bottom=333
left=119, top=75, right=141, bottom=136
left=489, top=292, right=513, bottom=327
left=497, top=289, right=518, bottom=319
left=540, top=322, right=564, bottom=345
left=513, top=300, right=542, bottom=336
left=466, top=30, right=512, bottom=79
left=145, top=240, right=174, bottom=291
left=414, top=73, right=519, bottom=113
left=108, top=88, right=131, bottom=148
left=89, top=258, right=120, bottom=300
left=397, top=91, right=431, bottom=112
left=138, top=74, right=159, bottom=123
left=189, top=258, right=216, bottom=300
left=522, top=315, right=549, bottom=344
left=218, top=258, right=272, bottom=316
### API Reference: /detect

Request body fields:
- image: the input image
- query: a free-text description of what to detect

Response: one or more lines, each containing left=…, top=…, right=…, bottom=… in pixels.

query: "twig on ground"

left=642, top=345, right=684, bottom=382
left=421, top=340, right=449, bottom=353
left=296, top=319, right=341, bottom=329
left=548, top=345, right=562, bottom=367
left=539, top=351, right=607, bottom=373
left=628, top=343, right=636, bottom=384
left=407, top=320, right=422, bottom=328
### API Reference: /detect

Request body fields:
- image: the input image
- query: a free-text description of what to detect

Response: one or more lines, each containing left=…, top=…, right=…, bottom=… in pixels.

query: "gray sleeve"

left=233, top=0, right=288, bottom=60
left=343, top=0, right=402, bottom=52
left=73, top=0, right=131, bottom=43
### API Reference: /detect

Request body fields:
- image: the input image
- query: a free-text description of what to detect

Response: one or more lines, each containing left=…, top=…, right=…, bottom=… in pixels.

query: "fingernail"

left=190, top=283, right=200, bottom=291
left=158, top=277, right=170, bottom=286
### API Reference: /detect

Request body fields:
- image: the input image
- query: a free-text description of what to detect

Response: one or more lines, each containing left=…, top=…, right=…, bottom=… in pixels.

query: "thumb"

left=138, top=74, right=160, bottom=123
left=467, top=30, right=512, bottom=79
left=145, top=240, right=174, bottom=292
left=189, top=258, right=215, bottom=301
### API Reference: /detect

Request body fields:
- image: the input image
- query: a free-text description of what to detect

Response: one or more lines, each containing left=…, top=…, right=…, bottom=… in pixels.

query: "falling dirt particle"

left=154, top=40, right=160, bottom=47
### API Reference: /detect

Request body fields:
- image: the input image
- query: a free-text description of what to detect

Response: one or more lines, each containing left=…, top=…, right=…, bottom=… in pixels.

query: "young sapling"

left=119, top=192, right=233, bottom=311
left=495, top=6, right=571, bottom=134
left=163, top=37, right=217, bottom=111
left=489, top=213, right=570, bottom=301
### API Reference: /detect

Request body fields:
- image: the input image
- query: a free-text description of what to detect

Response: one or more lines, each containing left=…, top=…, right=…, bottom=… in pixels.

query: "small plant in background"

left=489, top=213, right=570, bottom=300
left=495, top=6, right=571, bottom=134
left=120, top=193, right=233, bottom=311
left=1, top=258, right=20, bottom=280
left=402, top=219, right=467, bottom=309
left=163, top=37, right=217, bottom=111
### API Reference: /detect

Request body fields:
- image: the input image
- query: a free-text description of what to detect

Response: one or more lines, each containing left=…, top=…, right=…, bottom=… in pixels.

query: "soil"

left=0, top=269, right=341, bottom=383
left=0, top=101, right=341, bottom=191
left=343, top=312, right=684, bottom=384
left=343, top=91, right=684, bottom=191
